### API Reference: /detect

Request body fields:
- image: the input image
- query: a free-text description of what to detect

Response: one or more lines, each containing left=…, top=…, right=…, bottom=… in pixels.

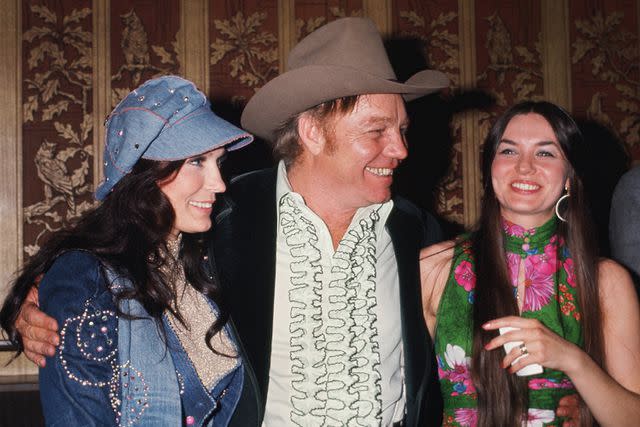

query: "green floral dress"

left=435, top=218, right=582, bottom=426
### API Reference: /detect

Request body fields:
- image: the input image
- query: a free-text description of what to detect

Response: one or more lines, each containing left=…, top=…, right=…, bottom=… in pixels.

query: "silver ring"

left=519, top=343, right=528, bottom=355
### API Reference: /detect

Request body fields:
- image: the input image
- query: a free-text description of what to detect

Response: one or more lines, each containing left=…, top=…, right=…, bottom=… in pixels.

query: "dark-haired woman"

left=420, top=101, right=640, bottom=426
left=0, top=76, right=253, bottom=426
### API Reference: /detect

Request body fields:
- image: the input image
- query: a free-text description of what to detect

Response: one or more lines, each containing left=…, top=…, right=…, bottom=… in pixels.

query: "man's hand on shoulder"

left=15, top=286, right=60, bottom=367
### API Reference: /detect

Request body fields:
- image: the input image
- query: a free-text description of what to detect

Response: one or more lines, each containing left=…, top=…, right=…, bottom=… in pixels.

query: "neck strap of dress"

left=502, top=217, right=558, bottom=257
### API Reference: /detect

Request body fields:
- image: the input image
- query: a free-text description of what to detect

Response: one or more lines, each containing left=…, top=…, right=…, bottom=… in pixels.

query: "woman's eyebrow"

left=499, top=139, right=557, bottom=146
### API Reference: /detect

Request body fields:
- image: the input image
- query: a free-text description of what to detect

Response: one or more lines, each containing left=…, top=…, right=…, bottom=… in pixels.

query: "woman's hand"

left=482, top=315, right=583, bottom=375
left=482, top=261, right=640, bottom=427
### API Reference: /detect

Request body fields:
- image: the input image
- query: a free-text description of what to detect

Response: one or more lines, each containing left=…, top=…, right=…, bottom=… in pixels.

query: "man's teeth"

left=512, top=182, right=539, bottom=191
left=366, top=167, right=393, bottom=176
left=189, top=201, right=213, bottom=208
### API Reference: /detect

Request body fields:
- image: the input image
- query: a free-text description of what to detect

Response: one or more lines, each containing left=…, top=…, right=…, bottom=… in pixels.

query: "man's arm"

left=14, top=285, right=59, bottom=367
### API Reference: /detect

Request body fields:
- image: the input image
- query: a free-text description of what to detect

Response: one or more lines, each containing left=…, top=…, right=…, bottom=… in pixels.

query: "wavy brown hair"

left=471, top=101, right=603, bottom=426
left=272, top=95, right=360, bottom=167
left=0, top=158, right=229, bottom=355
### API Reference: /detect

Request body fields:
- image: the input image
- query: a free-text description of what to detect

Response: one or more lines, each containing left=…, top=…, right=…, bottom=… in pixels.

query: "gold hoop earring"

left=555, top=193, right=570, bottom=222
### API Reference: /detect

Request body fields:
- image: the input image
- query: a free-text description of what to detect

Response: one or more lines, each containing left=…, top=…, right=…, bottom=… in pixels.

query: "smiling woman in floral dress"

left=420, top=101, right=640, bottom=426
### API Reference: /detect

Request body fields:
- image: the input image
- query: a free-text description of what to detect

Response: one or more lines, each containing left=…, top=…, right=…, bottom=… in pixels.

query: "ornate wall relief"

left=571, top=6, right=640, bottom=160
left=476, top=2, right=544, bottom=108
left=209, top=1, right=279, bottom=107
left=22, top=2, right=94, bottom=256
left=294, top=1, right=363, bottom=41
left=211, top=12, right=277, bottom=93
left=110, top=2, right=181, bottom=106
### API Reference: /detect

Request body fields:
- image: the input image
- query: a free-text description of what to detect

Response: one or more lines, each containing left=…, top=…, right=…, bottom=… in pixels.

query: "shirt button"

left=186, top=415, right=195, bottom=425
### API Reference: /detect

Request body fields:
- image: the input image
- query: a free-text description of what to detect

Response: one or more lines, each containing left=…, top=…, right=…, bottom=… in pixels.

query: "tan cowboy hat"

left=241, top=17, right=449, bottom=141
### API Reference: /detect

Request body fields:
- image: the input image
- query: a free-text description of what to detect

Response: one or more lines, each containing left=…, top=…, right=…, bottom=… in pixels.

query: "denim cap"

left=95, top=75, right=253, bottom=200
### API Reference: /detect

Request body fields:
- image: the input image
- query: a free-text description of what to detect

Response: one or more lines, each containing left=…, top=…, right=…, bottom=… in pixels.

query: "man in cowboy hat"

left=215, top=17, right=448, bottom=426
left=13, top=17, right=448, bottom=426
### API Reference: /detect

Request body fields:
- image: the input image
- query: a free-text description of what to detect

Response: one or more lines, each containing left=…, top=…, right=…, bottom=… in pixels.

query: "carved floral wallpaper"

left=4, top=0, right=640, bottom=282
left=571, top=2, right=639, bottom=158
left=210, top=2, right=279, bottom=105
left=22, top=2, right=95, bottom=256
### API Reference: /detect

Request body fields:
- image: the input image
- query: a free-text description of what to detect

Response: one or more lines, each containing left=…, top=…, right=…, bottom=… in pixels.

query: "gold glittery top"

left=162, top=235, right=239, bottom=390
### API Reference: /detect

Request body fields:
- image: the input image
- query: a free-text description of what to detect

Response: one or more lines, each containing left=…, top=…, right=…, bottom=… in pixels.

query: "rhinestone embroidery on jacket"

left=58, top=298, right=150, bottom=426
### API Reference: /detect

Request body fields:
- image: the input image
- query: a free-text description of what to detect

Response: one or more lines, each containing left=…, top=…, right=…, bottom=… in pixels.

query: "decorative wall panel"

left=568, top=0, right=639, bottom=253
left=294, top=0, right=363, bottom=41
left=209, top=1, right=279, bottom=106
left=207, top=0, right=280, bottom=176
left=110, top=0, right=181, bottom=106
left=22, top=1, right=94, bottom=257
left=569, top=0, right=640, bottom=160
left=476, top=1, right=544, bottom=111
left=393, top=0, right=459, bottom=85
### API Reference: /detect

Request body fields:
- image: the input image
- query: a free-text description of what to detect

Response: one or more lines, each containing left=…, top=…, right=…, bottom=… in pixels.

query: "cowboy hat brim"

left=241, top=65, right=449, bottom=141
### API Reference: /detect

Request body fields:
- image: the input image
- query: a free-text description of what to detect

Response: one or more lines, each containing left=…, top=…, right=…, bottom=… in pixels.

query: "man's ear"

left=297, top=113, right=326, bottom=156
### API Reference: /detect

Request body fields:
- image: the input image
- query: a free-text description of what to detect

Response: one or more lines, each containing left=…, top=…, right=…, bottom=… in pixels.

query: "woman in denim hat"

left=0, top=75, right=253, bottom=426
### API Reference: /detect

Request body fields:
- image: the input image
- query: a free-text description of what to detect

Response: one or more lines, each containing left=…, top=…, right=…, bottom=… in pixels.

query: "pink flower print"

left=564, top=258, right=575, bottom=287
left=454, top=408, right=478, bottom=427
left=521, top=254, right=556, bottom=312
left=454, top=260, right=476, bottom=292
left=529, top=378, right=574, bottom=390
left=503, top=219, right=526, bottom=237
left=442, top=344, right=476, bottom=396
left=525, top=408, right=555, bottom=426
left=506, top=252, right=521, bottom=288
left=538, top=242, right=559, bottom=274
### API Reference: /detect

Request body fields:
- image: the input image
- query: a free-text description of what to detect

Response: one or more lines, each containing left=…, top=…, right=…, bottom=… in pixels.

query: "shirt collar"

left=275, top=160, right=394, bottom=226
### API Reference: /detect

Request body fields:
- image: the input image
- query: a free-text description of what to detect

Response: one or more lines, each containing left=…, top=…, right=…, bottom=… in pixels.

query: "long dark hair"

left=471, top=101, right=603, bottom=426
left=0, top=158, right=229, bottom=354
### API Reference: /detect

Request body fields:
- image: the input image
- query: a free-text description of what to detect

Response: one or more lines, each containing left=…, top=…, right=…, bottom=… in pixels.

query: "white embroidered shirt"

left=262, top=161, right=405, bottom=426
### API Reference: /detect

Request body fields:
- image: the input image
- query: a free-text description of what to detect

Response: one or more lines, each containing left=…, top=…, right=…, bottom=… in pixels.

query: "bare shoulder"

left=420, top=240, right=456, bottom=267
left=420, top=240, right=456, bottom=334
left=420, top=240, right=456, bottom=288
left=597, top=258, right=637, bottom=301
left=596, top=260, right=640, bottom=391
left=597, top=258, right=640, bottom=330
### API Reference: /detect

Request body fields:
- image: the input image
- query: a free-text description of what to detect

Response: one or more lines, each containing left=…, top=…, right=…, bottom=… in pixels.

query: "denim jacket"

left=39, top=250, right=243, bottom=426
